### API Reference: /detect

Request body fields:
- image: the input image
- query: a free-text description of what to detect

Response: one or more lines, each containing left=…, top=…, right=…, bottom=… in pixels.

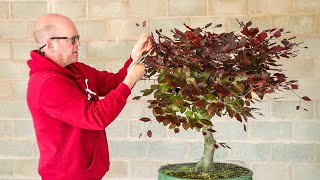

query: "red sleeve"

left=95, top=57, right=133, bottom=96
left=39, top=75, right=131, bottom=130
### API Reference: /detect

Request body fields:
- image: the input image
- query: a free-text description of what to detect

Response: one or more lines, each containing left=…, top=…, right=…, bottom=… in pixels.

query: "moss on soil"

left=159, top=162, right=252, bottom=179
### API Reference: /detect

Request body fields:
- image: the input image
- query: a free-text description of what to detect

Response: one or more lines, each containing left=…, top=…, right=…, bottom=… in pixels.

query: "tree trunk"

left=195, top=124, right=216, bottom=172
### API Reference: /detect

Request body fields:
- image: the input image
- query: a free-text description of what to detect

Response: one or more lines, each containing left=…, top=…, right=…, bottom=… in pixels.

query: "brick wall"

left=0, top=0, right=319, bottom=180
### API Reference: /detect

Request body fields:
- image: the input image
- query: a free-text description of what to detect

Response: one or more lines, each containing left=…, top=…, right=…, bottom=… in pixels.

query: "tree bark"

left=195, top=124, right=216, bottom=172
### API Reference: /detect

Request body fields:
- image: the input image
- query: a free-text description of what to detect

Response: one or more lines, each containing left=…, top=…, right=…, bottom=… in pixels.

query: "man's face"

left=52, top=21, right=80, bottom=67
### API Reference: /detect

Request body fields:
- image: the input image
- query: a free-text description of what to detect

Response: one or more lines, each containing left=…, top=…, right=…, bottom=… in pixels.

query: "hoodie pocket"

left=85, top=136, right=110, bottom=176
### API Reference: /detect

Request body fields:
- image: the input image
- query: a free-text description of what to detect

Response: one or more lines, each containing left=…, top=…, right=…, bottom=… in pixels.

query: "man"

left=26, top=14, right=152, bottom=180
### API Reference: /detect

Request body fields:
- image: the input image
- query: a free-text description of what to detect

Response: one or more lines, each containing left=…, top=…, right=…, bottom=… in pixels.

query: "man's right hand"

left=122, top=62, right=145, bottom=88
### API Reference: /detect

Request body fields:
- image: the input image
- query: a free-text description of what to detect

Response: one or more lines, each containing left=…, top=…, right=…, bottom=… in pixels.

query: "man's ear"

left=46, top=39, right=55, bottom=53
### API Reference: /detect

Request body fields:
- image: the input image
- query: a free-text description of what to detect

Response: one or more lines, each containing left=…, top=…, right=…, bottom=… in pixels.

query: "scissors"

left=128, top=48, right=154, bottom=69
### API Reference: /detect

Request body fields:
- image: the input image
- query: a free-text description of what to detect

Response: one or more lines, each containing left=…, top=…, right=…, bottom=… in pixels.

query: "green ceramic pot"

left=158, top=163, right=253, bottom=180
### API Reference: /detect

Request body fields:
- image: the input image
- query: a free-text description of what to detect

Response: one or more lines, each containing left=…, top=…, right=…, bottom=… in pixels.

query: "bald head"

left=33, top=14, right=77, bottom=46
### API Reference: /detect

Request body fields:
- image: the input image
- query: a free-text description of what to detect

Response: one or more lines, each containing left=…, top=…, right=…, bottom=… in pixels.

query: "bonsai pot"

left=158, top=162, right=253, bottom=180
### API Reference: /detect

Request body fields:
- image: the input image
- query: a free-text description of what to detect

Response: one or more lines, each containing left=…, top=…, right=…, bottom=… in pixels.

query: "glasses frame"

left=38, top=35, right=80, bottom=55
left=50, top=35, right=80, bottom=45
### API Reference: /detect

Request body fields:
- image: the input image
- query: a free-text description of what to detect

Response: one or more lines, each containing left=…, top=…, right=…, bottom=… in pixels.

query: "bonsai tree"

left=134, top=21, right=310, bottom=177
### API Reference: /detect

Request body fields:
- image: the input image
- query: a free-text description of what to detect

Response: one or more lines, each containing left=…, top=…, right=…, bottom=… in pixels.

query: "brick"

left=78, top=40, right=88, bottom=61
left=168, top=0, right=207, bottom=16
left=273, top=15, right=318, bottom=35
left=251, top=121, right=292, bottom=140
left=252, top=163, right=292, bottom=180
left=0, top=41, right=11, bottom=59
left=211, top=120, right=248, bottom=140
left=88, top=0, right=127, bottom=18
left=0, top=120, right=12, bottom=137
left=0, top=22, right=32, bottom=40
left=271, top=101, right=313, bottom=121
left=0, top=99, right=30, bottom=119
left=227, top=16, right=273, bottom=32
left=0, top=80, right=10, bottom=97
left=0, top=2, right=8, bottom=19
left=293, top=79, right=320, bottom=100
left=0, top=61, right=29, bottom=79
left=11, top=80, right=27, bottom=98
left=294, top=164, right=320, bottom=180
left=296, top=37, right=320, bottom=57
left=249, top=0, right=292, bottom=15
left=149, top=141, right=187, bottom=161
left=188, top=17, right=228, bottom=34
left=130, top=160, right=163, bottom=178
left=316, top=102, right=320, bottom=121
left=14, top=120, right=35, bottom=138
left=294, top=122, right=320, bottom=142
left=11, top=1, right=46, bottom=20
left=148, top=18, right=187, bottom=37
left=314, top=58, right=320, bottom=78
left=0, top=140, right=33, bottom=157
left=89, top=41, right=135, bottom=59
left=129, top=0, right=166, bottom=17
left=106, top=120, right=128, bottom=138
left=108, top=19, right=145, bottom=40
left=74, top=20, right=108, bottom=41
left=317, top=144, right=320, bottom=163
left=14, top=159, right=39, bottom=178
left=0, top=159, right=14, bottom=176
left=278, top=57, right=314, bottom=78
left=129, top=120, right=168, bottom=139
left=249, top=101, right=270, bottom=120
left=117, top=101, right=147, bottom=120
left=48, top=0, right=86, bottom=19
left=296, top=0, right=320, bottom=13
left=168, top=127, right=202, bottom=140
left=102, top=160, right=128, bottom=179
left=12, top=41, right=37, bottom=60
left=109, top=140, right=147, bottom=158
left=188, top=141, right=228, bottom=162
left=229, top=143, right=270, bottom=161
left=272, top=143, right=314, bottom=162
left=33, top=141, right=39, bottom=157
left=80, top=59, right=108, bottom=71
left=105, top=59, right=129, bottom=72
left=208, top=0, right=248, bottom=16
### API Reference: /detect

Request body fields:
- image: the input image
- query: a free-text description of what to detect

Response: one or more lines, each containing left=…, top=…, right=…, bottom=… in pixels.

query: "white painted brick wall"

left=0, top=0, right=319, bottom=180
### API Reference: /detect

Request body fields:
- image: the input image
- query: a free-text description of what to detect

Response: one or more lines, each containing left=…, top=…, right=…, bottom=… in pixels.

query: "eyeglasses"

left=38, top=35, right=80, bottom=55
left=50, top=35, right=80, bottom=45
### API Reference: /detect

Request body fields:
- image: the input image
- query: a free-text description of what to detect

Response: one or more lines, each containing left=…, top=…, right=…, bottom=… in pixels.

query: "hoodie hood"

left=28, top=50, right=77, bottom=79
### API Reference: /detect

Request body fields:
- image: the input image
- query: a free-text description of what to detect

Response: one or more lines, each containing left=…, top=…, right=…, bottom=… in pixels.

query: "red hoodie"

left=27, top=50, right=132, bottom=180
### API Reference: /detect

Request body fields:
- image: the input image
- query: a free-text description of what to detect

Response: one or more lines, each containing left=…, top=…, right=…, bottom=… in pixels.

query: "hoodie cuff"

left=117, top=83, right=131, bottom=98
left=124, top=56, right=134, bottom=68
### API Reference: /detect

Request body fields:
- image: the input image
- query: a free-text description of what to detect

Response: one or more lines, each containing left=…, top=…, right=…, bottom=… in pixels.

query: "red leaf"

left=235, top=113, right=242, bottom=122
left=147, top=130, right=152, bottom=137
left=250, top=38, right=261, bottom=46
left=258, top=32, right=267, bottom=41
left=291, top=84, right=299, bottom=90
left=207, top=128, right=217, bottom=133
left=174, top=128, right=180, bottom=133
left=302, top=96, right=311, bottom=101
left=156, top=116, right=165, bottom=123
left=214, top=144, right=219, bottom=149
left=140, top=117, right=151, bottom=122
left=274, top=31, right=281, bottom=38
